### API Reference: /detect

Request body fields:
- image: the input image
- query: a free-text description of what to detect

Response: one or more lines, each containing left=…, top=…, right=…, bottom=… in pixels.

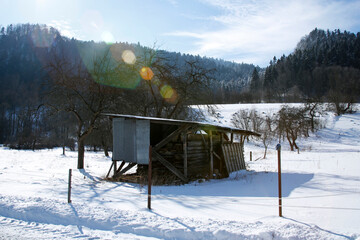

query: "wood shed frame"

left=105, top=114, right=260, bottom=184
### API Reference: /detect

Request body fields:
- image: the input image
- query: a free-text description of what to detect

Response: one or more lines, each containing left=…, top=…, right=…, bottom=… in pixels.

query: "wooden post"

left=183, top=132, right=188, bottom=178
left=68, top=169, right=72, bottom=203
left=209, top=130, right=213, bottom=178
left=148, top=146, right=152, bottom=210
left=113, top=160, right=117, bottom=177
left=231, top=132, right=234, bottom=143
left=250, top=151, right=252, bottom=161
left=276, top=144, right=282, bottom=217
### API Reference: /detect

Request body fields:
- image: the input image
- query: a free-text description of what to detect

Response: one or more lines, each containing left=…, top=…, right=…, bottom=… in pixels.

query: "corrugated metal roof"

left=104, top=113, right=260, bottom=136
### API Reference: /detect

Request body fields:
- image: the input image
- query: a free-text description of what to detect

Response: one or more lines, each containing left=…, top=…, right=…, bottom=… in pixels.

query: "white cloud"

left=168, top=0, right=360, bottom=66
left=49, top=19, right=83, bottom=40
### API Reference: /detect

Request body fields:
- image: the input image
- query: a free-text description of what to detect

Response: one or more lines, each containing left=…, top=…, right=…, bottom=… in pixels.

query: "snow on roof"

left=104, top=113, right=260, bottom=136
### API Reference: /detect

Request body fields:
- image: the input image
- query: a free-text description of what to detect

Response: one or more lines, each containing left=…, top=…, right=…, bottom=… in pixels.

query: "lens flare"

left=140, top=67, right=154, bottom=80
left=160, top=85, right=178, bottom=103
left=122, top=50, right=136, bottom=64
left=109, top=44, right=123, bottom=62
left=101, top=31, right=115, bottom=44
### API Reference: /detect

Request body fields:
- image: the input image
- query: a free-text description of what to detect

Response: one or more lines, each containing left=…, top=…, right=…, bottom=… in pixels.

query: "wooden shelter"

left=105, top=114, right=260, bottom=184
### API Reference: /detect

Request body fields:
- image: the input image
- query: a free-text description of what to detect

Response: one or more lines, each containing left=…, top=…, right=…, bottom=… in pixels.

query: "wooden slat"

left=236, top=143, right=244, bottom=169
left=239, top=144, right=244, bottom=169
left=209, top=130, right=213, bottom=177
left=226, top=145, right=234, bottom=172
left=229, top=144, right=236, bottom=171
left=237, top=144, right=243, bottom=169
left=229, top=145, right=236, bottom=172
left=233, top=144, right=241, bottom=171
left=232, top=145, right=238, bottom=171
left=240, top=143, right=245, bottom=169
left=221, top=142, right=247, bottom=174
left=152, top=150, right=188, bottom=182
left=221, top=145, right=230, bottom=173
left=236, top=143, right=242, bottom=170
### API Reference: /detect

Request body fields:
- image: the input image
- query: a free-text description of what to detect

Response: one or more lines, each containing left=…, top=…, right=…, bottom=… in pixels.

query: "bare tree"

left=44, top=50, right=121, bottom=169
left=231, top=109, right=252, bottom=132
left=304, top=101, right=323, bottom=132
left=259, top=114, right=275, bottom=159
left=277, top=105, right=311, bottom=152
left=135, top=47, right=214, bottom=119
left=326, top=66, right=360, bottom=115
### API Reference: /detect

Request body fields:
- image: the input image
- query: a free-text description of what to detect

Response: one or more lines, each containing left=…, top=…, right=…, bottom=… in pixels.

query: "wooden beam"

left=114, top=160, right=117, bottom=177
left=200, top=131, right=208, bottom=148
left=106, top=161, right=114, bottom=178
left=116, top=161, right=126, bottom=173
left=152, top=150, right=188, bottom=182
left=183, top=132, right=188, bottom=179
left=213, top=151, right=221, bottom=160
left=154, top=124, right=191, bottom=151
left=209, top=130, right=213, bottom=177
left=114, top=162, right=137, bottom=178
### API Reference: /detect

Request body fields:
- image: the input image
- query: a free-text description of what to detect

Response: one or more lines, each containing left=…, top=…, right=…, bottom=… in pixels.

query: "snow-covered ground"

left=0, top=104, right=360, bottom=239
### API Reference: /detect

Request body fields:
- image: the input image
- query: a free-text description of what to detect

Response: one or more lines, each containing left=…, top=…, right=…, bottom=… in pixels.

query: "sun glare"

left=101, top=31, right=115, bottom=44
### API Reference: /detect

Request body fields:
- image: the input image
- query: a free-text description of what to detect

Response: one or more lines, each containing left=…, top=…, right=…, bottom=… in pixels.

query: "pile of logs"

left=136, top=134, right=223, bottom=185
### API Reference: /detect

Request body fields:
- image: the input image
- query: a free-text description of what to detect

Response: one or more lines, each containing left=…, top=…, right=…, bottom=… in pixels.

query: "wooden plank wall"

left=221, top=143, right=246, bottom=173
left=148, top=135, right=215, bottom=180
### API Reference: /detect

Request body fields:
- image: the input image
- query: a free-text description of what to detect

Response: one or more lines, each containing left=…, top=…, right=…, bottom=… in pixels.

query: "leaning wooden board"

left=221, top=143, right=246, bottom=173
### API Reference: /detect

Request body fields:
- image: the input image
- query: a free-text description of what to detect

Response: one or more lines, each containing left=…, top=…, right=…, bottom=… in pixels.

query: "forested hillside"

left=1, top=24, right=359, bottom=151
left=0, top=23, right=256, bottom=149
left=253, top=28, right=360, bottom=103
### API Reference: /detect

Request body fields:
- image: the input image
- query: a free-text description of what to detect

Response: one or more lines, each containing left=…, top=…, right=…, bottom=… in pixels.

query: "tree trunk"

left=77, top=139, right=85, bottom=169
left=101, top=139, right=109, bottom=157
left=104, top=147, right=109, bottom=157
left=310, top=115, right=315, bottom=132
left=263, top=145, right=268, bottom=159
left=293, top=140, right=299, bottom=152
left=286, top=132, right=294, bottom=151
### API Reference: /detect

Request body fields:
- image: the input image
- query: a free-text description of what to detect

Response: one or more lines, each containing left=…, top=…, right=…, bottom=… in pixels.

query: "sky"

left=1, top=0, right=360, bottom=67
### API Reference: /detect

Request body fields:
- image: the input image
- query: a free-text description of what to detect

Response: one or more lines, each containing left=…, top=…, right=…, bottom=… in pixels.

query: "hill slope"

left=0, top=104, right=359, bottom=239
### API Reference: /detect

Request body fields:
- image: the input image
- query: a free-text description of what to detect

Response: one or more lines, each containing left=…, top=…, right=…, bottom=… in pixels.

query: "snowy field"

left=0, top=103, right=360, bottom=239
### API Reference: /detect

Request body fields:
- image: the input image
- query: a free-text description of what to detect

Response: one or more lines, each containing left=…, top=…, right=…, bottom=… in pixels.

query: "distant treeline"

left=248, top=28, right=360, bottom=103
left=0, top=23, right=256, bottom=150
left=0, top=24, right=359, bottom=152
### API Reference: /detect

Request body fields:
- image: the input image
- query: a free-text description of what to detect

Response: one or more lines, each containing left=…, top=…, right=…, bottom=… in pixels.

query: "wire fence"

left=69, top=169, right=360, bottom=212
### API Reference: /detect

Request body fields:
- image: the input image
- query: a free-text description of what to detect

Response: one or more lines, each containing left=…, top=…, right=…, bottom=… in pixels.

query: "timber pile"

left=136, top=134, right=224, bottom=185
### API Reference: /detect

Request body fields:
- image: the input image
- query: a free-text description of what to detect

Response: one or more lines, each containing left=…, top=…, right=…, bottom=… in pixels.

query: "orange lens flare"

left=140, top=67, right=154, bottom=80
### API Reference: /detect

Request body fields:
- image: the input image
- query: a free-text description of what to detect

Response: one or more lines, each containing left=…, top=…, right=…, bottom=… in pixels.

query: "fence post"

left=68, top=169, right=72, bottom=203
left=148, top=146, right=152, bottom=210
left=250, top=151, right=252, bottom=161
left=276, top=144, right=282, bottom=217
